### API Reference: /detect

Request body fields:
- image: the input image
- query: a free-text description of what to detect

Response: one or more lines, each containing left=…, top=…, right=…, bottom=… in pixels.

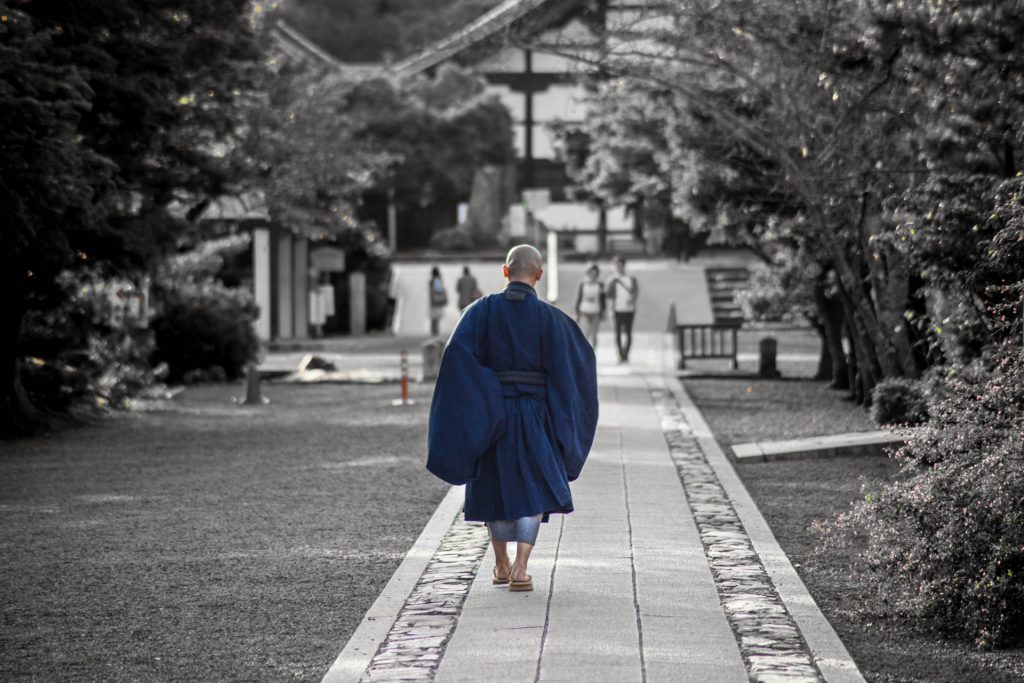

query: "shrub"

left=870, top=377, right=929, bottom=426
left=19, top=269, right=156, bottom=412
left=151, top=278, right=259, bottom=383
left=429, top=226, right=475, bottom=251
left=819, top=347, right=1024, bottom=648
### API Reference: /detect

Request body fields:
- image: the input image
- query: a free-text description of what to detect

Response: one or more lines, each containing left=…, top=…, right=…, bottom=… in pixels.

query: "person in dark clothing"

left=427, top=245, right=598, bottom=592
left=456, top=265, right=481, bottom=311
left=606, top=257, right=638, bottom=362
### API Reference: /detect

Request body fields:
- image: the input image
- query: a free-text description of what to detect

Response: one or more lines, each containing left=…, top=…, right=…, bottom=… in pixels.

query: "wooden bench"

left=667, top=304, right=741, bottom=369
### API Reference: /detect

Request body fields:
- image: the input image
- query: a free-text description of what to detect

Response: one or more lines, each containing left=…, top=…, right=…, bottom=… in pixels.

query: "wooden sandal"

left=509, top=574, right=533, bottom=592
left=492, top=565, right=510, bottom=586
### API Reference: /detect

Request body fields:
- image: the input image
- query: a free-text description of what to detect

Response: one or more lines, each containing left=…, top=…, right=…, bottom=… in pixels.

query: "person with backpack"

left=606, top=257, right=639, bottom=362
left=428, top=266, right=448, bottom=336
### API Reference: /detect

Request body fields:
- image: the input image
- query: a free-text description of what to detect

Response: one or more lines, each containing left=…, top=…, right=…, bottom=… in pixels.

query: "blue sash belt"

left=495, top=370, right=546, bottom=386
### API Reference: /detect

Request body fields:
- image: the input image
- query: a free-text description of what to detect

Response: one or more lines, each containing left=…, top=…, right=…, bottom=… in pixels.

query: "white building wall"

left=532, top=84, right=587, bottom=122
left=475, top=46, right=526, bottom=72
left=531, top=125, right=558, bottom=160
left=484, top=84, right=526, bottom=121
left=512, top=125, right=528, bottom=158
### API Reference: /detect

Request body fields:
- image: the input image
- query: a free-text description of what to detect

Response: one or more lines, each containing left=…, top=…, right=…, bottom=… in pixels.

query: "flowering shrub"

left=819, top=348, right=1024, bottom=648
left=870, top=377, right=929, bottom=426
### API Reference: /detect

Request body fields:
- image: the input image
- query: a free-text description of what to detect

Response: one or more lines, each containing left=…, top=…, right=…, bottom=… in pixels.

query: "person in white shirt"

left=574, top=262, right=605, bottom=348
left=606, top=257, right=639, bottom=362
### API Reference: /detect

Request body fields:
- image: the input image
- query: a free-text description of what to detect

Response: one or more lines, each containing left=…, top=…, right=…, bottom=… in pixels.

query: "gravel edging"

left=665, top=375, right=865, bottom=683
left=321, top=485, right=468, bottom=683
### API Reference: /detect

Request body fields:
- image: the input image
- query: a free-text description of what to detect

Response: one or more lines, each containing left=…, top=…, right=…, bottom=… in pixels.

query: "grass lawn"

left=737, top=457, right=1024, bottom=682
left=683, top=376, right=876, bottom=446
left=0, top=381, right=447, bottom=682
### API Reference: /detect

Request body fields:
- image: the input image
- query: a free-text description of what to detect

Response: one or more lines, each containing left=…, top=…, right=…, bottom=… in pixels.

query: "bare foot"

left=510, top=565, right=530, bottom=583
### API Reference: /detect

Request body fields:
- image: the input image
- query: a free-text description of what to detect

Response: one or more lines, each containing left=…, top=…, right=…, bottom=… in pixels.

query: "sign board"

left=546, top=230, right=559, bottom=304
left=522, top=188, right=551, bottom=213
left=509, top=205, right=528, bottom=237
left=310, top=246, right=346, bottom=273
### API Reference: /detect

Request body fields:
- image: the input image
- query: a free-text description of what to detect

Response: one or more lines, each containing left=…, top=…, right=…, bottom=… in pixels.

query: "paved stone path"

left=325, top=342, right=863, bottom=682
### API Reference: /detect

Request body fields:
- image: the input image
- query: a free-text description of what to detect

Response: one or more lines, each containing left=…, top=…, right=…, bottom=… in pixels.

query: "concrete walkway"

left=322, top=338, right=864, bottom=683
left=434, top=374, right=748, bottom=683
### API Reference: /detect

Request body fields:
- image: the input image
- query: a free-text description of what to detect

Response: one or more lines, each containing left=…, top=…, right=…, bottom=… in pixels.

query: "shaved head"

left=505, top=244, right=544, bottom=280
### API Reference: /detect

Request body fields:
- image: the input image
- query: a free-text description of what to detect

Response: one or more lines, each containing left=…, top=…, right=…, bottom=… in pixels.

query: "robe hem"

left=464, top=504, right=573, bottom=524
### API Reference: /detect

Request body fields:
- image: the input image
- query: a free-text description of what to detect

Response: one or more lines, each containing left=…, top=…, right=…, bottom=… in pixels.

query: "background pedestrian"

left=428, top=266, right=448, bottom=336
left=456, top=266, right=482, bottom=311
left=606, top=257, right=638, bottom=362
left=574, top=262, right=605, bottom=348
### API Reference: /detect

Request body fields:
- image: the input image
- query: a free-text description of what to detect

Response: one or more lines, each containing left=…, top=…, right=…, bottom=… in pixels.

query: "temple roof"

left=196, top=190, right=271, bottom=223
left=268, top=1, right=597, bottom=79
left=270, top=19, right=383, bottom=77
left=392, top=0, right=584, bottom=76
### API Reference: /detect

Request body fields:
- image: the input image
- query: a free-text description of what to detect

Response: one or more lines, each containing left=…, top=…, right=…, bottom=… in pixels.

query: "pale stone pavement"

left=434, top=373, right=750, bottom=682
left=323, top=334, right=863, bottom=683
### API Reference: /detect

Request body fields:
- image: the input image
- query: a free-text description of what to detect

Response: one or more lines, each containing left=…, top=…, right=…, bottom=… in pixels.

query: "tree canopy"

left=556, top=0, right=1023, bottom=398
left=239, top=61, right=514, bottom=236
left=1, top=1, right=259, bottom=433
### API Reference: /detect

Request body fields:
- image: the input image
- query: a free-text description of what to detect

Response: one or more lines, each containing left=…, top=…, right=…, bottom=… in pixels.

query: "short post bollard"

left=242, top=364, right=268, bottom=405
left=391, top=350, right=415, bottom=407
left=758, top=337, right=781, bottom=378
left=421, top=339, right=444, bottom=381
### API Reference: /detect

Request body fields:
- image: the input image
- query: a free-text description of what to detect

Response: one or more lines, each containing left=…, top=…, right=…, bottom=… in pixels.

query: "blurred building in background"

left=274, top=0, right=668, bottom=255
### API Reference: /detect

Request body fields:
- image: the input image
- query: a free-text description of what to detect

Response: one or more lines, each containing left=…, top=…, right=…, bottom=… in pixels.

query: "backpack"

left=430, top=280, right=448, bottom=307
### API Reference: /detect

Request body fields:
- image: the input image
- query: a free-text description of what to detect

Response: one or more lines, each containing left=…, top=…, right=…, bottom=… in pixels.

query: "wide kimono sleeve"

left=426, top=299, right=505, bottom=485
left=543, top=307, right=599, bottom=482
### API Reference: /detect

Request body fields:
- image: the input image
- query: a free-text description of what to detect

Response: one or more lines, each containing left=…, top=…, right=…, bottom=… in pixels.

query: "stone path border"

left=731, top=429, right=915, bottom=463
left=667, top=375, right=865, bottom=683
left=649, top=382, right=824, bottom=681
left=361, top=520, right=489, bottom=681
left=321, top=485, right=468, bottom=683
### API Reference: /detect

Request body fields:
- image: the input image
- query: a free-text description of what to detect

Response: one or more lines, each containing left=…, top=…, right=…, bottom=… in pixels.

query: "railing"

left=667, top=304, right=741, bottom=370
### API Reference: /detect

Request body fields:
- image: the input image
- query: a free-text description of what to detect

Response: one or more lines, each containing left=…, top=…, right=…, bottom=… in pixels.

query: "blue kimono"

left=427, top=281, right=599, bottom=522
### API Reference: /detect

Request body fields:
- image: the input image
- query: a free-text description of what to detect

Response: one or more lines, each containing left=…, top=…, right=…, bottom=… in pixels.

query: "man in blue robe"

left=427, top=245, right=599, bottom=591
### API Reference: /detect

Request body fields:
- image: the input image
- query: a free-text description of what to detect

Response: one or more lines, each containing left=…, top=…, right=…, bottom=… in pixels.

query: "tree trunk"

left=843, top=319, right=862, bottom=404
left=880, top=248, right=921, bottom=378
left=0, top=304, right=41, bottom=437
left=861, top=193, right=921, bottom=378
left=810, top=198, right=899, bottom=380
left=837, top=288, right=878, bottom=405
left=843, top=326, right=861, bottom=403
left=813, top=282, right=849, bottom=389
left=813, top=321, right=830, bottom=381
